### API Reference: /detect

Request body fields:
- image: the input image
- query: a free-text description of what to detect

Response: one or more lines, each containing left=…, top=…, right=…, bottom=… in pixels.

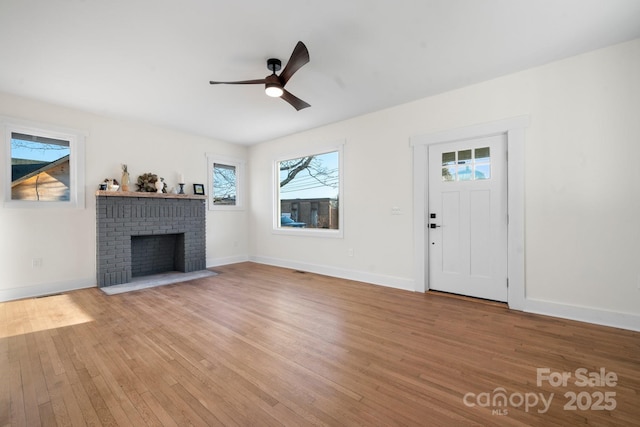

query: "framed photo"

left=193, top=183, right=205, bottom=195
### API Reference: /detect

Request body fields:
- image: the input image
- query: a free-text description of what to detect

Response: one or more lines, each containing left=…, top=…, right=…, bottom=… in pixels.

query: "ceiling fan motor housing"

left=267, top=58, right=282, bottom=72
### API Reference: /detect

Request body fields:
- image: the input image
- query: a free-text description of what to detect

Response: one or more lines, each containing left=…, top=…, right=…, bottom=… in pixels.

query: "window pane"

left=458, top=149, right=472, bottom=164
left=442, top=166, right=455, bottom=181
left=278, top=151, right=339, bottom=230
left=475, top=163, right=491, bottom=180
left=442, top=151, right=456, bottom=166
left=458, top=166, right=473, bottom=181
left=11, top=132, right=71, bottom=201
left=213, top=163, right=237, bottom=205
left=475, top=147, right=490, bottom=161
left=474, top=147, right=491, bottom=180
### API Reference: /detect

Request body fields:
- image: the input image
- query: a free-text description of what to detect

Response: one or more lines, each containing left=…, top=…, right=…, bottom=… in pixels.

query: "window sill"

left=272, top=227, right=343, bottom=238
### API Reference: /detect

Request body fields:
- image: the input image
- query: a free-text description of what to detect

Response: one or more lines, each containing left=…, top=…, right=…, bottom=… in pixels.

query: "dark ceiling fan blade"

left=279, top=41, right=310, bottom=86
left=209, top=79, right=266, bottom=85
left=281, top=89, right=310, bottom=111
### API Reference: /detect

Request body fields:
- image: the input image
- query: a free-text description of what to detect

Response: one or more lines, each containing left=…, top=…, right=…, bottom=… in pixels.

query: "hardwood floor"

left=1, top=262, right=639, bottom=426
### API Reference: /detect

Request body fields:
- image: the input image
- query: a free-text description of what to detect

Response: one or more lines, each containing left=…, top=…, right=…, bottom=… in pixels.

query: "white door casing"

left=428, top=135, right=508, bottom=301
left=411, top=116, right=528, bottom=310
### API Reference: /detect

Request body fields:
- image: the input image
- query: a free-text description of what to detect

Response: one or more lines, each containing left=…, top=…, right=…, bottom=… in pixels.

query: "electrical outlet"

left=348, top=248, right=354, bottom=257
left=32, top=258, right=43, bottom=268
left=391, top=206, right=402, bottom=215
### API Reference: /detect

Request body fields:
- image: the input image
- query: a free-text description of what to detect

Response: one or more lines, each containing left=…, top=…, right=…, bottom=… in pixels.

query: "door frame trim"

left=410, top=116, right=529, bottom=309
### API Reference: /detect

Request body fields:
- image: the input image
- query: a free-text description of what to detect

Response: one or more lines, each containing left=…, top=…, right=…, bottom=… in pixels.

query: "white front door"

left=428, top=134, right=508, bottom=301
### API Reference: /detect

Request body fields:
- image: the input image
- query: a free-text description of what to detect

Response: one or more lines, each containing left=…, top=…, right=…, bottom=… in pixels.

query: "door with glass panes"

left=428, top=134, right=508, bottom=301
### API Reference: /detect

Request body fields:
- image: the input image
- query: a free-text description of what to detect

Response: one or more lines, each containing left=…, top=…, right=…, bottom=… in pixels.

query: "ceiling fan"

left=209, top=41, right=311, bottom=111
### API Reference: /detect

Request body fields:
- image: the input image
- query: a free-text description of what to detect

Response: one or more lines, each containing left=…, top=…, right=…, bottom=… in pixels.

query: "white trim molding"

left=524, top=298, right=640, bottom=332
left=207, top=254, right=250, bottom=268
left=2, top=116, right=86, bottom=209
left=0, top=278, right=95, bottom=303
left=272, top=141, right=345, bottom=238
left=205, top=153, right=245, bottom=211
left=250, top=256, right=415, bottom=292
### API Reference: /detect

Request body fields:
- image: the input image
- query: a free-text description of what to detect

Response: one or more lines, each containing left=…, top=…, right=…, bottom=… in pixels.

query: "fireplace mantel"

left=96, top=192, right=206, bottom=287
left=95, top=190, right=206, bottom=200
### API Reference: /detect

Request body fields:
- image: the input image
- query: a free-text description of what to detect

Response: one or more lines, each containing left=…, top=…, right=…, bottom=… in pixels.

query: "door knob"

left=430, top=224, right=441, bottom=229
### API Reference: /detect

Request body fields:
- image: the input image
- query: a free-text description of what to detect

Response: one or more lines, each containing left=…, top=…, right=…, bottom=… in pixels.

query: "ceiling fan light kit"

left=264, top=73, right=283, bottom=97
left=209, top=41, right=311, bottom=110
left=265, top=85, right=284, bottom=98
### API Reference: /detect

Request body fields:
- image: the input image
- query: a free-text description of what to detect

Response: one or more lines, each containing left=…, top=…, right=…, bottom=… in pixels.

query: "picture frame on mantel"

left=193, top=184, right=205, bottom=195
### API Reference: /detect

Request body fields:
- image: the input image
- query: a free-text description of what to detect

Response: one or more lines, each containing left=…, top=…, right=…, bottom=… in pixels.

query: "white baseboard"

left=524, top=298, right=640, bottom=332
left=4, top=260, right=637, bottom=333
left=250, top=256, right=640, bottom=332
left=0, top=254, right=251, bottom=302
left=250, top=255, right=415, bottom=291
left=0, top=278, right=96, bottom=303
left=207, top=255, right=250, bottom=268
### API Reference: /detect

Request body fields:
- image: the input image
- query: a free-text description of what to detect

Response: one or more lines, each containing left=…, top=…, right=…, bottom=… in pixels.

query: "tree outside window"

left=207, top=155, right=244, bottom=210
left=213, top=163, right=237, bottom=206
left=277, top=149, right=341, bottom=232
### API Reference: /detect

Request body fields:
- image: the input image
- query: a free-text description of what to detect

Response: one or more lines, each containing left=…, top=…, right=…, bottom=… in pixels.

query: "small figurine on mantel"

left=102, top=178, right=119, bottom=191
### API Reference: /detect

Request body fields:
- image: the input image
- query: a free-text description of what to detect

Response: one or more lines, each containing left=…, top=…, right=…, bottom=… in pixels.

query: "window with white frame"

left=3, top=119, right=85, bottom=208
left=274, top=144, right=343, bottom=236
left=206, top=154, right=244, bottom=210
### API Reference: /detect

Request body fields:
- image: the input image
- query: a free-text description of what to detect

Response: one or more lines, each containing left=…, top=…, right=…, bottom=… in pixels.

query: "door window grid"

left=442, top=147, right=491, bottom=182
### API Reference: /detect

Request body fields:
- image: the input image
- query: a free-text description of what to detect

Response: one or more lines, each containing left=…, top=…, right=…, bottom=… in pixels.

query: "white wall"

left=0, top=92, right=249, bottom=301
left=1, top=39, right=638, bottom=330
left=249, top=39, right=640, bottom=329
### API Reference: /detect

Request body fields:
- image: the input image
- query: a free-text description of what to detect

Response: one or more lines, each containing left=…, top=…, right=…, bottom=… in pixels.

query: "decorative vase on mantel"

left=155, top=178, right=165, bottom=193
left=121, top=164, right=130, bottom=192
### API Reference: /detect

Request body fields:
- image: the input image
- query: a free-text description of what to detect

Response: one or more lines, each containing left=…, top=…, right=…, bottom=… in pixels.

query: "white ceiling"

left=1, top=1, right=639, bottom=145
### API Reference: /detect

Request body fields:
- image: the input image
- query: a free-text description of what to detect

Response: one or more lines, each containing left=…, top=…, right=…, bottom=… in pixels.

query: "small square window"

left=4, top=120, right=85, bottom=208
left=11, top=132, right=71, bottom=201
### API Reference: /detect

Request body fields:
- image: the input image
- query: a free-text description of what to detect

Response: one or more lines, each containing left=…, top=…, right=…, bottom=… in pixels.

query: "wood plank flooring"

left=1, top=262, right=639, bottom=426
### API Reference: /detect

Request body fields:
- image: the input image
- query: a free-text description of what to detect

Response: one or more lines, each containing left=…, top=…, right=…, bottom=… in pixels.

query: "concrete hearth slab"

left=100, top=270, right=217, bottom=295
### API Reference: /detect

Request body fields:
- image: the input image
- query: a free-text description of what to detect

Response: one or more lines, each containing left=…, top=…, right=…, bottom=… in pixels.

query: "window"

left=206, top=155, right=244, bottom=210
left=3, top=118, right=85, bottom=208
left=442, top=146, right=491, bottom=182
left=213, top=163, right=237, bottom=205
left=274, top=144, right=343, bottom=236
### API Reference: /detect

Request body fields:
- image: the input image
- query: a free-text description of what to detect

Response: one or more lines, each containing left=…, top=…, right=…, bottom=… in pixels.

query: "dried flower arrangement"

left=136, top=173, right=166, bottom=193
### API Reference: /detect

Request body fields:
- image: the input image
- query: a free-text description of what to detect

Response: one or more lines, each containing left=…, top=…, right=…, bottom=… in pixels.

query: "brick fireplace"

left=96, top=191, right=206, bottom=287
